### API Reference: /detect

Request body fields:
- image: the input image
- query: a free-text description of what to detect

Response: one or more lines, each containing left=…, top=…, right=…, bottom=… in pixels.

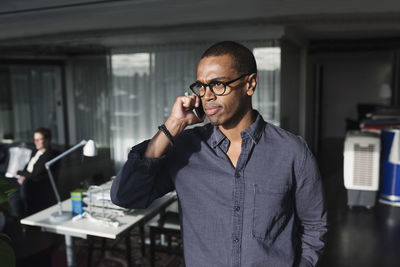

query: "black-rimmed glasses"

left=189, top=73, right=250, bottom=97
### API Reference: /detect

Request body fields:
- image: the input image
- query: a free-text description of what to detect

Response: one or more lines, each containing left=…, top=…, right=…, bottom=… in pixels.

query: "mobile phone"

left=185, top=92, right=205, bottom=118
left=193, top=100, right=205, bottom=119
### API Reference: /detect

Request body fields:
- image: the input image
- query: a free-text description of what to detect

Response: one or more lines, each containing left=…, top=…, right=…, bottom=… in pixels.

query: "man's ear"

left=246, top=73, right=257, bottom=96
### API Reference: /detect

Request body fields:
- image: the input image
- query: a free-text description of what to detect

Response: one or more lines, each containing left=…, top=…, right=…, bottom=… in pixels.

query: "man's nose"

left=202, top=85, right=216, bottom=101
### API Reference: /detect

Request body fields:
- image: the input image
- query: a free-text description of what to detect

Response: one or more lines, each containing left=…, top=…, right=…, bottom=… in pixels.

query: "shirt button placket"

left=232, top=170, right=243, bottom=267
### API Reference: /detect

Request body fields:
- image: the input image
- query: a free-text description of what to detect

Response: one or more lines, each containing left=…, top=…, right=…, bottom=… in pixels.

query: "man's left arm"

left=295, top=146, right=327, bottom=267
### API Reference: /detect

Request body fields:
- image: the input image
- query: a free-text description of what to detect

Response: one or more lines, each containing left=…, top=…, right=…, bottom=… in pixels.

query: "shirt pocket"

left=252, top=183, right=289, bottom=245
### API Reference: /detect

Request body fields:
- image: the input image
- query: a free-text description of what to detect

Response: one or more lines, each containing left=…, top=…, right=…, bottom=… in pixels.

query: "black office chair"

left=148, top=206, right=182, bottom=267
left=87, top=229, right=135, bottom=267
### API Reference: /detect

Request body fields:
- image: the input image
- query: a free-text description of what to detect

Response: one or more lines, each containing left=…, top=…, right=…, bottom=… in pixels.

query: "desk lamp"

left=45, top=140, right=97, bottom=222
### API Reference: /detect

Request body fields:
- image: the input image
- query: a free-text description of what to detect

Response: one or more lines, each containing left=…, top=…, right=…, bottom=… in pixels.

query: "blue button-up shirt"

left=111, top=111, right=327, bottom=267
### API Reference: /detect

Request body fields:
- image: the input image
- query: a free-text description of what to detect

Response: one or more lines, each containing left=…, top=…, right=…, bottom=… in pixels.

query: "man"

left=111, top=41, right=327, bottom=267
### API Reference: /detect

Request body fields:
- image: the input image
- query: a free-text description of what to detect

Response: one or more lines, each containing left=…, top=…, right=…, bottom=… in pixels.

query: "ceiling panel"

left=0, top=0, right=399, bottom=42
left=0, top=0, right=163, bottom=14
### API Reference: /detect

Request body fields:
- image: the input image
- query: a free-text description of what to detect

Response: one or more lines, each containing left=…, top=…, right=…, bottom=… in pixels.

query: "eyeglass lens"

left=194, top=81, right=225, bottom=96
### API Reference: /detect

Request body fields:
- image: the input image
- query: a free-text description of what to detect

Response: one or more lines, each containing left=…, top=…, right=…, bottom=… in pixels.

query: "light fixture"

left=379, top=83, right=392, bottom=105
left=45, top=140, right=97, bottom=222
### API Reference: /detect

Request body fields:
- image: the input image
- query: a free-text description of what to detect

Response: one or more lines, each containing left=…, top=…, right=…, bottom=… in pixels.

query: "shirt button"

left=235, top=173, right=240, bottom=179
left=233, top=238, right=239, bottom=243
left=235, top=206, right=240, bottom=212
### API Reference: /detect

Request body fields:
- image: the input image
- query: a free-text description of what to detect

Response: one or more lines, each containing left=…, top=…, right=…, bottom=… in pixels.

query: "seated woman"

left=10, top=127, right=59, bottom=216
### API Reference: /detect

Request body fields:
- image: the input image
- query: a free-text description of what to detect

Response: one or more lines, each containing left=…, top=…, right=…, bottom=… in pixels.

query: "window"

left=253, top=47, right=281, bottom=126
left=0, top=64, right=65, bottom=145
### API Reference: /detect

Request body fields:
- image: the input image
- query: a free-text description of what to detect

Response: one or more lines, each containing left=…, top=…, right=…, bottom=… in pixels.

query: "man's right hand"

left=165, top=94, right=205, bottom=137
left=144, top=94, right=205, bottom=158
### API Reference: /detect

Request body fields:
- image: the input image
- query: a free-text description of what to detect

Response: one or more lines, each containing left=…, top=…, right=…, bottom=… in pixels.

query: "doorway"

left=312, top=51, right=393, bottom=171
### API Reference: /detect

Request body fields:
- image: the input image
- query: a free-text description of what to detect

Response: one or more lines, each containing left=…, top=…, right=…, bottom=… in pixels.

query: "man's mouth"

left=205, top=106, right=221, bottom=116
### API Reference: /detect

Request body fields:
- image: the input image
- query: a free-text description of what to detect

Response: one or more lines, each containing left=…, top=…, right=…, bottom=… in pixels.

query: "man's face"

left=196, top=54, right=253, bottom=128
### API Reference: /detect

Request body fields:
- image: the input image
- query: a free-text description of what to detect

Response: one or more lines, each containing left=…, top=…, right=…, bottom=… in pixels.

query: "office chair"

left=148, top=202, right=182, bottom=267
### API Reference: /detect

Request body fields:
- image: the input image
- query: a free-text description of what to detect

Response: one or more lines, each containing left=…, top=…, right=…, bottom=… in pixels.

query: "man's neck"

left=219, top=109, right=256, bottom=143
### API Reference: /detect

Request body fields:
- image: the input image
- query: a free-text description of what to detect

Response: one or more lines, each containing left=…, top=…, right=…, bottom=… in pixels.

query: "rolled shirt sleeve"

left=110, top=140, right=175, bottom=209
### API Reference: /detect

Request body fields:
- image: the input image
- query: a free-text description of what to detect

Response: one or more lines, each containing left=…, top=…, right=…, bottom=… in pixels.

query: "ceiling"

left=1, top=0, right=400, bottom=52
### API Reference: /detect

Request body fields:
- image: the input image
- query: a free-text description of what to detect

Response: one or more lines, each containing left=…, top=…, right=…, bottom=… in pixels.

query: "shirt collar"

left=209, top=110, right=266, bottom=148
left=241, top=110, right=265, bottom=144
left=210, top=126, right=226, bottom=149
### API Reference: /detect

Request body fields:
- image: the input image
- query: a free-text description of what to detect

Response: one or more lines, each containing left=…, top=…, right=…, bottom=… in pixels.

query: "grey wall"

left=315, top=51, right=393, bottom=139
left=280, top=40, right=301, bottom=135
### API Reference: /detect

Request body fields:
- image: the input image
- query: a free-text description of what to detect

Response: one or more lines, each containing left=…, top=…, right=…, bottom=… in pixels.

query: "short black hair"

left=34, top=127, right=51, bottom=141
left=201, top=41, right=257, bottom=75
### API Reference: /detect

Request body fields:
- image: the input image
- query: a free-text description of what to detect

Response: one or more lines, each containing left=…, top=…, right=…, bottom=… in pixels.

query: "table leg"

left=87, top=236, right=94, bottom=267
left=125, top=234, right=132, bottom=267
left=65, top=235, right=76, bottom=267
left=140, top=224, right=146, bottom=257
left=150, top=228, right=155, bottom=267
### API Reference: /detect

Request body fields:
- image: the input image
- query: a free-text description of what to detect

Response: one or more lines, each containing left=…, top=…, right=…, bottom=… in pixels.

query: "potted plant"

left=0, top=177, right=17, bottom=267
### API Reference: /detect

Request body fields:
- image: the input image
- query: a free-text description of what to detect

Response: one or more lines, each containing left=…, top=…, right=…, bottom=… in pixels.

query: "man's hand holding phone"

left=145, top=93, right=205, bottom=158
left=165, top=93, right=205, bottom=134
left=184, top=92, right=205, bottom=119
